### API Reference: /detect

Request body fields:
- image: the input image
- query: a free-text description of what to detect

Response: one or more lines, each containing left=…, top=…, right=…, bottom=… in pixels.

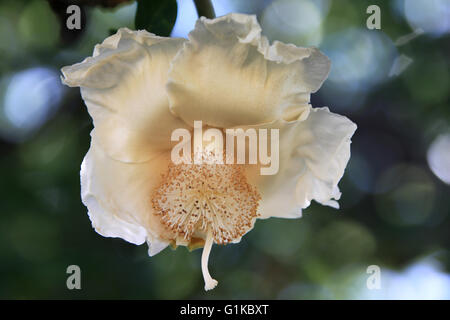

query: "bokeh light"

left=0, top=67, right=64, bottom=142
left=359, top=258, right=450, bottom=299
left=346, top=152, right=375, bottom=194
left=404, top=0, right=450, bottom=37
left=172, top=0, right=237, bottom=38
left=403, top=52, right=449, bottom=105
left=86, top=2, right=136, bottom=46
left=427, top=133, right=450, bottom=185
left=314, top=221, right=376, bottom=266
left=320, top=28, right=397, bottom=110
left=260, top=0, right=329, bottom=46
left=18, top=0, right=60, bottom=49
left=171, top=0, right=198, bottom=38
left=375, top=165, right=436, bottom=226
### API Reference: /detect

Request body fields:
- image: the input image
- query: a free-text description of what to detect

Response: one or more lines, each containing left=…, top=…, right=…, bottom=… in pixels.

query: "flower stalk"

left=193, top=0, right=216, bottom=19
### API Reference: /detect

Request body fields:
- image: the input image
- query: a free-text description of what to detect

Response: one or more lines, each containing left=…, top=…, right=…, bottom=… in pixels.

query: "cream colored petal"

left=167, top=13, right=330, bottom=128
left=81, top=134, right=173, bottom=255
left=146, top=235, right=169, bottom=256
left=245, top=107, right=357, bottom=219
left=61, top=28, right=189, bottom=163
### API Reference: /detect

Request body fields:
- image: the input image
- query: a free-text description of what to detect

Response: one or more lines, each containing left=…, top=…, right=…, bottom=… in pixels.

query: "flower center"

left=151, top=156, right=260, bottom=291
left=151, top=159, right=260, bottom=245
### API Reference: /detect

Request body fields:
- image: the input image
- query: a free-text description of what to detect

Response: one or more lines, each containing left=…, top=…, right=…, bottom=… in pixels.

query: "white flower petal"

left=81, top=136, right=172, bottom=254
left=167, top=13, right=330, bottom=128
left=146, top=235, right=169, bottom=257
left=62, top=28, right=189, bottom=163
left=245, top=107, right=356, bottom=219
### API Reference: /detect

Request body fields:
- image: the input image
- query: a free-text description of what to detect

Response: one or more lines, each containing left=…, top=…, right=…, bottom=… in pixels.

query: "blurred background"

left=0, top=0, right=449, bottom=299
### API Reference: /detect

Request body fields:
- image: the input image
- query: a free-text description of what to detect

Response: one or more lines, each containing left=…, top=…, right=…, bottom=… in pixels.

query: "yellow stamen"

left=151, top=157, right=260, bottom=245
left=151, top=153, right=261, bottom=290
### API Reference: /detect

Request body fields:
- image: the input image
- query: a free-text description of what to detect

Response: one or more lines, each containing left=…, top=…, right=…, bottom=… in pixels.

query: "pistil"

left=201, top=229, right=218, bottom=291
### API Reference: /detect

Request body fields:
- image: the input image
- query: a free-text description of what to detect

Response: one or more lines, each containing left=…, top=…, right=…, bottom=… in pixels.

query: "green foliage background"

left=0, top=0, right=449, bottom=299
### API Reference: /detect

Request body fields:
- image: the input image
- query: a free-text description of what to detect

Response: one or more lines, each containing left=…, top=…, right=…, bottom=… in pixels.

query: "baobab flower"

left=61, top=13, right=356, bottom=291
